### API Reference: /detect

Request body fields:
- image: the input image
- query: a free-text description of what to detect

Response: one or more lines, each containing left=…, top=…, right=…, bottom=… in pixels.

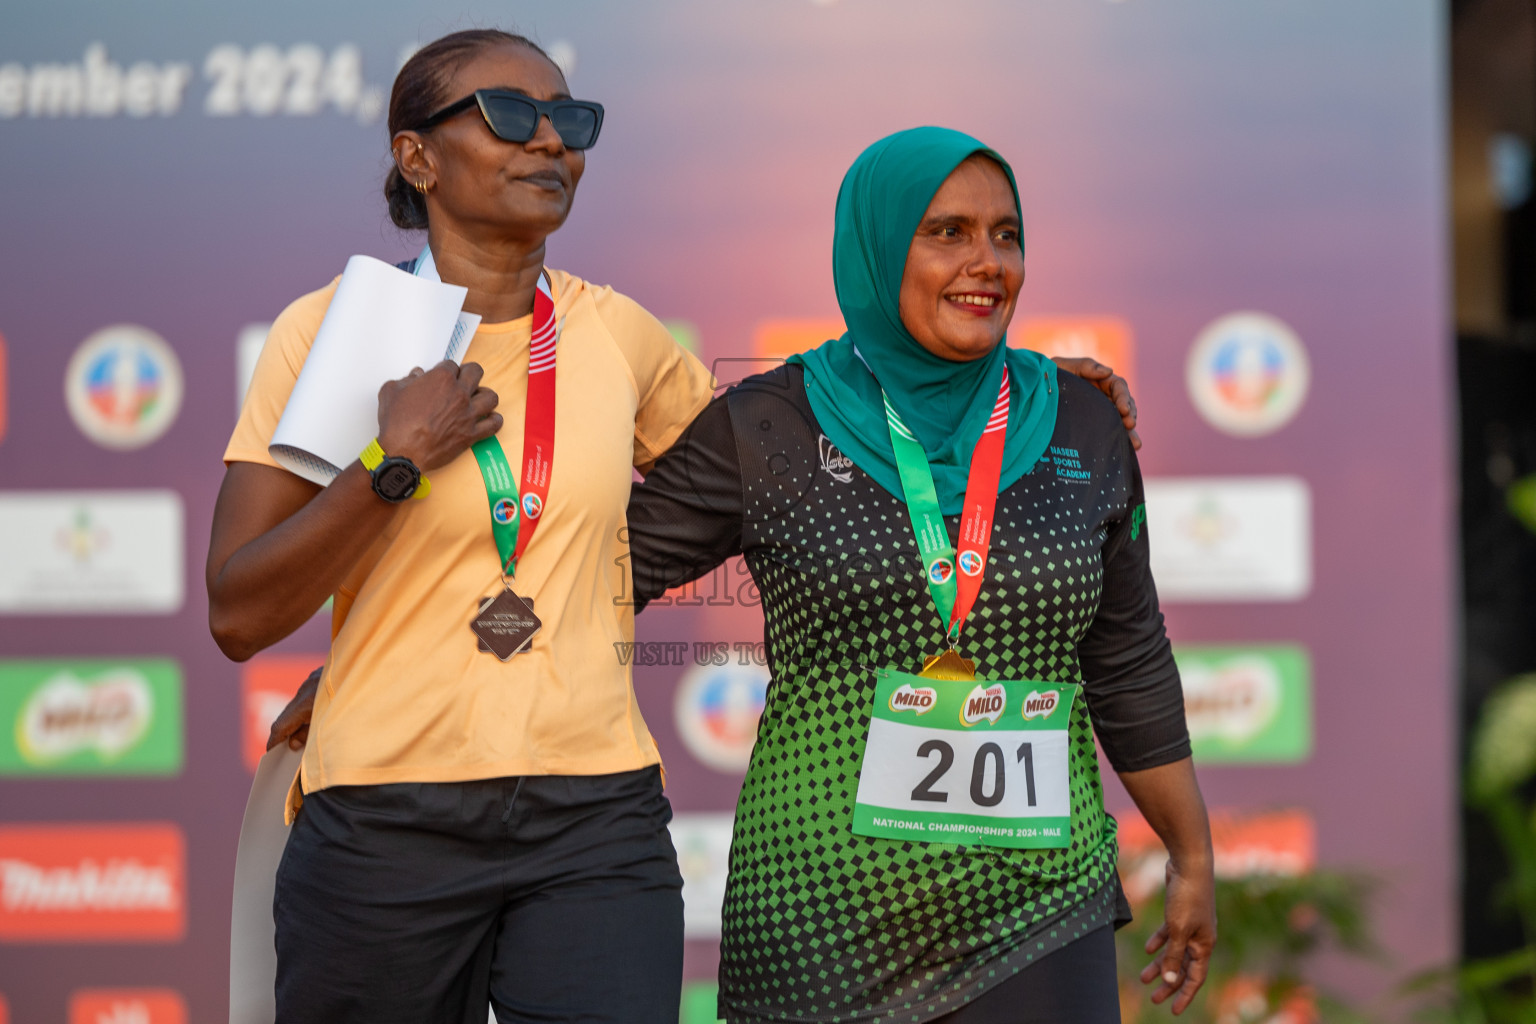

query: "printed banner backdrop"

left=0, top=1, right=1450, bottom=1020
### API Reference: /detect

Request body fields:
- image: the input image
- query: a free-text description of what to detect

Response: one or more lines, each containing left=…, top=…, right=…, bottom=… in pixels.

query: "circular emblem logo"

left=927, top=558, right=954, bottom=585
left=492, top=498, right=517, bottom=524
left=673, top=663, right=769, bottom=773
left=957, top=551, right=984, bottom=577
left=522, top=493, right=543, bottom=519
left=65, top=325, right=183, bottom=450
left=1186, top=313, right=1309, bottom=437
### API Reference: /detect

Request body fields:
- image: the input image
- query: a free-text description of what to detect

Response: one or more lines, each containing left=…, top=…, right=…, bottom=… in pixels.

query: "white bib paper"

left=852, top=670, right=1079, bottom=849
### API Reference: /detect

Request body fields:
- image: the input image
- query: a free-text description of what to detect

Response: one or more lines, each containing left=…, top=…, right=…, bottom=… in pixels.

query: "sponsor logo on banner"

left=927, top=558, right=953, bottom=585
left=1117, top=807, right=1315, bottom=902
left=241, top=655, right=324, bottom=771
left=1021, top=689, right=1061, bottom=720
left=752, top=319, right=845, bottom=361
left=65, top=326, right=183, bottom=450
left=674, top=663, right=769, bottom=772
left=1175, top=645, right=1311, bottom=763
left=668, top=812, right=734, bottom=939
left=492, top=498, right=516, bottom=525
left=888, top=683, right=938, bottom=714
left=0, top=660, right=182, bottom=776
left=1015, top=317, right=1136, bottom=391
left=1186, top=312, right=1310, bottom=437
left=960, top=684, right=1006, bottom=726
left=0, top=491, right=184, bottom=614
left=521, top=493, right=542, bottom=519
left=0, top=824, right=185, bottom=942
left=69, top=989, right=187, bottom=1024
left=235, top=323, right=270, bottom=414
left=957, top=551, right=983, bottom=576
left=818, top=434, right=854, bottom=483
left=1143, top=477, right=1310, bottom=601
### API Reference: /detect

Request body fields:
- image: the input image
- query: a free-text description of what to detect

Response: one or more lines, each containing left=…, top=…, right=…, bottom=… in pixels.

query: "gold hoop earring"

left=414, top=180, right=431, bottom=195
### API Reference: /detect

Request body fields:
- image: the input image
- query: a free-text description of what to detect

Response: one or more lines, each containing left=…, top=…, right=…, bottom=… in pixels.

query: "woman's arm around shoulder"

left=626, top=386, right=745, bottom=612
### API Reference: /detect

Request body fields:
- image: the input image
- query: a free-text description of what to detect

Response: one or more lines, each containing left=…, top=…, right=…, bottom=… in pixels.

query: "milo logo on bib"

left=960, top=684, right=1006, bottom=726
left=1022, top=690, right=1061, bottom=720
left=889, top=683, right=938, bottom=715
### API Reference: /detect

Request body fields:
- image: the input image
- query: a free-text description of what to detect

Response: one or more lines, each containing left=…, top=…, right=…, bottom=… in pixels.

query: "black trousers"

left=936, top=926, right=1120, bottom=1024
left=273, top=766, right=684, bottom=1024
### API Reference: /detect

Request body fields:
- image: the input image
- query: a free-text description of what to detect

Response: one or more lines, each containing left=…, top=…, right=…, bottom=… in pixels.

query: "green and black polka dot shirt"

left=629, top=365, right=1189, bottom=1024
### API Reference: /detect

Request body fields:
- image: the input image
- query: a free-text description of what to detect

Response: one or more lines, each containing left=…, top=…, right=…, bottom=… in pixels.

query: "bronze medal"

left=472, top=589, right=541, bottom=661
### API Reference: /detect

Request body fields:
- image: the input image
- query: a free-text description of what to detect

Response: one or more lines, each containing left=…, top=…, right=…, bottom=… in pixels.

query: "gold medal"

left=918, top=650, right=976, bottom=681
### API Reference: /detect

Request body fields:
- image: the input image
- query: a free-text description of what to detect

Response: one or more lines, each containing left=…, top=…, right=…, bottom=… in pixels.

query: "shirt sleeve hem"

left=1103, top=739, right=1193, bottom=775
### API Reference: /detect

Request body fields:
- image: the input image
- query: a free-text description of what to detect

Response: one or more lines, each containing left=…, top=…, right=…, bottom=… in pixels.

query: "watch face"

left=375, top=462, right=419, bottom=501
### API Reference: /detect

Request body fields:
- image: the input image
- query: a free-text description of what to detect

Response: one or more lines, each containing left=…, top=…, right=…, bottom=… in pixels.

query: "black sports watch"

left=361, top=438, right=428, bottom=503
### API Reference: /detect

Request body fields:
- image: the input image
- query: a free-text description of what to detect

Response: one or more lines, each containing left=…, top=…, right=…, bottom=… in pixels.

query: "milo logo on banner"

left=0, top=660, right=182, bottom=775
left=1173, top=645, right=1312, bottom=764
left=960, top=684, right=1006, bottom=726
left=888, top=683, right=938, bottom=715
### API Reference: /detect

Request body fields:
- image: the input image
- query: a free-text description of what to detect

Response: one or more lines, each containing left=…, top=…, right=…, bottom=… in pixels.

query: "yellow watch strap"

left=360, top=438, right=431, bottom=499
left=360, top=438, right=386, bottom=471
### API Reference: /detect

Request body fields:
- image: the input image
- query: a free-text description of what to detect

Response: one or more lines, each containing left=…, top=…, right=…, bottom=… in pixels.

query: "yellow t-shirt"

left=225, top=269, right=713, bottom=809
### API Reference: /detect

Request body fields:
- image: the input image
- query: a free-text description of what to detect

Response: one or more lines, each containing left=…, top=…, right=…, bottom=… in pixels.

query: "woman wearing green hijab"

left=628, top=127, right=1213, bottom=1023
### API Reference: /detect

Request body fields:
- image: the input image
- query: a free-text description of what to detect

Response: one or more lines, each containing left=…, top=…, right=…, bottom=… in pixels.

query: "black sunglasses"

left=414, top=90, right=605, bottom=150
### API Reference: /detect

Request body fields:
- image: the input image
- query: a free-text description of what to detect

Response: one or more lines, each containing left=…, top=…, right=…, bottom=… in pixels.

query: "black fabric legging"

left=936, top=925, right=1120, bottom=1024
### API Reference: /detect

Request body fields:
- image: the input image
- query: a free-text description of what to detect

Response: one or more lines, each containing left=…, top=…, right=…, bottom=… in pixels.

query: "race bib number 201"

left=852, top=670, right=1080, bottom=850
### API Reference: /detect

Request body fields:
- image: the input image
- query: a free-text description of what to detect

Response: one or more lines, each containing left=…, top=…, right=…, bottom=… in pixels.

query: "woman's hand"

left=208, top=362, right=499, bottom=661
left=1117, top=757, right=1216, bottom=1014
left=377, top=360, right=503, bottom=470
left=1050, top=356, right=1141, bottom=450
left=1139, top=856, right=1218, bottom=1014
left=266, top=666, right=321, bottom=752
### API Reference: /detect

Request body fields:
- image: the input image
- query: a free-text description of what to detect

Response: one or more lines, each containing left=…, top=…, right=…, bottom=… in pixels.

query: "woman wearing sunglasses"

left=219, top=28, right=1143, bottom=1024
left=209, top=30, right=712, bottom=1024
left=625, top=128, right=1215, bottom=1023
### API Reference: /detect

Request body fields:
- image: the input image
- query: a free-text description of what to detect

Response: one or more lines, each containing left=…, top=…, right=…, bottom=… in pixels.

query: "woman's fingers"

left=472, top=412, right=505, bottom=443
left=470, top=387, right=500, bottom=420
left=1169, top=947, right=1210, bottom=1014
left=1143, top=922, right=1169, bottom=957
left=1054, top=357, right=1143, bottom=444
left=1056, top=356, right=1110, bottom=379
left=456, top=360, right=485, bottom=391
left=266, top=667, right=322, bottom=751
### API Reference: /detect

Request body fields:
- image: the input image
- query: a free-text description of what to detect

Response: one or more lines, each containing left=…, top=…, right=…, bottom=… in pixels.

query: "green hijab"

left=788, top=127, right=1058, bottom=515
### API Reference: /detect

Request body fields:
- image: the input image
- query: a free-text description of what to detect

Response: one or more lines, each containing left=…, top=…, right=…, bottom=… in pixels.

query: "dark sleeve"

left=1078, top=436, right=1192, bottom=773
left=625, top=391, right=746, bottom=612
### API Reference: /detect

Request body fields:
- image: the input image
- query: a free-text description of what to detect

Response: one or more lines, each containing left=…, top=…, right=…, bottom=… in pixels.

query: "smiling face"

left=897, top=155, right=1025, bottom=362
left=396, top=43, right=584, bottom=245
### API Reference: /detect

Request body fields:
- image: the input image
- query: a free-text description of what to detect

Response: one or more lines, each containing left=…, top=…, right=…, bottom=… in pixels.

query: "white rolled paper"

left=269, top=254, right=479, bottom=484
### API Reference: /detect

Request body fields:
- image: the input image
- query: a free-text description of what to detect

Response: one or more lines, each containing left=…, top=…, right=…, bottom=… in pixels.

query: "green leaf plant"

left=1403, top=674, right=1536, bottom=1024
